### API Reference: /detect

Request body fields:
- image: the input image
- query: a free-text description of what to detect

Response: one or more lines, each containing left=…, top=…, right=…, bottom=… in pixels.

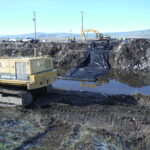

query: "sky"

left=0, top=0, right=150, bottom=35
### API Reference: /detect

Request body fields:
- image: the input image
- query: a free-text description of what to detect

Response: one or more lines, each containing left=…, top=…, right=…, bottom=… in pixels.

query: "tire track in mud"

left=38, top=103, right=149, bottom=150
left=4, top=89, right=149, bottom=150
left=1, top=100, right=149, bottom=150
left=36, top=103, right=149, bottom=142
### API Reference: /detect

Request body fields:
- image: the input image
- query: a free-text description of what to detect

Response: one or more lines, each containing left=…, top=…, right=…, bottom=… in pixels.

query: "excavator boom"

left=81, top=29, right=110, bottom=41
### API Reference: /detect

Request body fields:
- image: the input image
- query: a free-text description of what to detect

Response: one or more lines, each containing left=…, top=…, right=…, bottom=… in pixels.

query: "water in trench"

left=53, top=69, right=150, bottom=95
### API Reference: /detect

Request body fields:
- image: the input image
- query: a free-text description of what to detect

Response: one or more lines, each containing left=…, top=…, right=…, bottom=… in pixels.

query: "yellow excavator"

left=0, top=56, right=57, bottom=107
left=81, top=29, right=110, bottom=41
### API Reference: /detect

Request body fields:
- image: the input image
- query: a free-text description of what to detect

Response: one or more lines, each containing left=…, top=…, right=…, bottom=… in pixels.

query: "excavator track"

left=0, top=86, right=33, bottom=107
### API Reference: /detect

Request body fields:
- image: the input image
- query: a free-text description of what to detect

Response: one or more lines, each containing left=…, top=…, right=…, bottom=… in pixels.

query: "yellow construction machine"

left=81, top=29, right=110, bottom=41
left=0, top=56, right=57, bottom=107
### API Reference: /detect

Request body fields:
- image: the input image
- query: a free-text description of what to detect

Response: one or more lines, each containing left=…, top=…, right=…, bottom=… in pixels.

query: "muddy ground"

left=0, top=39, right=150, bottom=150
left=0, top=90, right=150, bottom=150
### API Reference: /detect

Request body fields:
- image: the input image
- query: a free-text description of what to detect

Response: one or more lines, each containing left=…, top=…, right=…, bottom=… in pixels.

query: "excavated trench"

left=0, top=40, right=149, bottom=150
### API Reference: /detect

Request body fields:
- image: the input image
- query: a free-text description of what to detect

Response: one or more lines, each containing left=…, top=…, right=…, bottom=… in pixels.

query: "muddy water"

left=54, top=70, right=150, bottom=95
left=53, top=79, right=150, bottom=95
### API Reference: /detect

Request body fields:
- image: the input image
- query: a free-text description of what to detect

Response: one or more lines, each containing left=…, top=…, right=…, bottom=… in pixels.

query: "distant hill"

left=0, top=32, right=80, bottom=39
left=107, top=29, right=150, bottom=38
left=0, top=29, right=150, bottom=39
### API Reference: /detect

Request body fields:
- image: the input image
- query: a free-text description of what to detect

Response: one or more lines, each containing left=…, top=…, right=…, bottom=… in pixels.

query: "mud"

left=0, top=90, right=149, bottom=150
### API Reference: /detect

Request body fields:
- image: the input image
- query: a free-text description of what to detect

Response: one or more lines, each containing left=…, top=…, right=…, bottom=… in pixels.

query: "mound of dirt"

left=1, top=39, right=150, bottom=71
left=0, top=42, right=87, bottom=68
left=0, top=40, right=116, bottom=69
left=109, top=39, right=150, bottom=71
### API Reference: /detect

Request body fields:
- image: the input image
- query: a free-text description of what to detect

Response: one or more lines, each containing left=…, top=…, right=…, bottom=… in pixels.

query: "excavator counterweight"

left=0, top=56, right=57, bottom=107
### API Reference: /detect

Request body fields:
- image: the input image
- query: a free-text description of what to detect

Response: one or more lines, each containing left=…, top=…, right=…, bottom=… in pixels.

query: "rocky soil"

left=109, top=39, right=150, bottom=71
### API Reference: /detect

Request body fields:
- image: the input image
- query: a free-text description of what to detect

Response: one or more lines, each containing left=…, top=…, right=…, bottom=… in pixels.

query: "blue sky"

left=0, top=0, right=150, bottom=35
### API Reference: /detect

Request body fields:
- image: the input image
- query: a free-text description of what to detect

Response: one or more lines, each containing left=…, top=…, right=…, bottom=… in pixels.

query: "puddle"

left=53, top=79, right=150, bottom=95
left=53, top=70, right=150, bottom=95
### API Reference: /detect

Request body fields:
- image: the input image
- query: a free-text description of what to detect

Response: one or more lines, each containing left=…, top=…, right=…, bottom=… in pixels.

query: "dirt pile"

left=109, top=39, right=150, bottom=71
left=0, top=40, right=116, bottom=69
left=1, top=39, right=150, bottom=71
left=0, top=42, right=87, bottom=68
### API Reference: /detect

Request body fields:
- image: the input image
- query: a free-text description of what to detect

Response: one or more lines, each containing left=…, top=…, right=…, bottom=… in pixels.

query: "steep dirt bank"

left=0, top=42, right=87, bottom=68
left=109, top=39, right=150, bottom=71
left=0, top=40, right=116, bottom=69
left=1, top=39, right=150, bottom=72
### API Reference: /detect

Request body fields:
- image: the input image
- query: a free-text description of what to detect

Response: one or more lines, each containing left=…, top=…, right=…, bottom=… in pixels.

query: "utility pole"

left=81, top=11, right=86, bottom=41
left=33, top=11, right=37, bottom=40
left=70, top=29, right=72, bottom=38
left=81, top=11, right=84, bottom=31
